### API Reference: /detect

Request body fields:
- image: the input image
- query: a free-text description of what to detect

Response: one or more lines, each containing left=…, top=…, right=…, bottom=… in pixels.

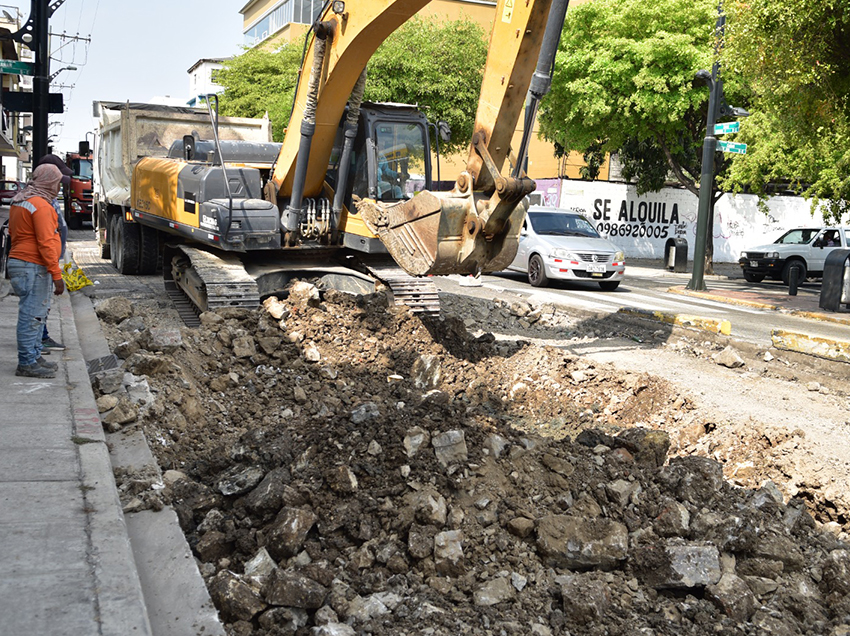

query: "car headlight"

left=740, top=251, right=748, bottom=259
left=766, top=251, right=779, bottom=259
left=551, top=248, right=578, bottom=260
left=614, top=251, right=625, bottom=262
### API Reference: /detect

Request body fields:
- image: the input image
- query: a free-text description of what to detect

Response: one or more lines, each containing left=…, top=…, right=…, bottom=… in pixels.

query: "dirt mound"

left=95, top=287, right=850, bottom=635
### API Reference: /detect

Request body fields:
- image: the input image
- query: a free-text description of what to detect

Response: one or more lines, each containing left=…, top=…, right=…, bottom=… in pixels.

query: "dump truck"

left=63, top=142, right=94, bottom=230
left=98, top=0, right=569, bottom=316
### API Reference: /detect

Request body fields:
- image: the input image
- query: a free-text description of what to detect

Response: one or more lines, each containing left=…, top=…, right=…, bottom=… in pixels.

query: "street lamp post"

left=686, top=4, right=748, bottom=291
left=687, top=67, right=720, bottom=292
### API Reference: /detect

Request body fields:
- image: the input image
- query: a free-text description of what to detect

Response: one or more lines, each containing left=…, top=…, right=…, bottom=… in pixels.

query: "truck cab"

left=739, top=227, right=849, bottom=284
left=64, top=145, right=94, bottom=229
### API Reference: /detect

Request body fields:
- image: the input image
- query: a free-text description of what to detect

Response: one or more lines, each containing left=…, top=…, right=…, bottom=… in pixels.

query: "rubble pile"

left=93, top=288, right=850, bottom=636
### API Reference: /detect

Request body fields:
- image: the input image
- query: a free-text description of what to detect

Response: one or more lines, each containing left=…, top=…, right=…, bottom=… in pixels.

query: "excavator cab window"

left=373, top=123, right=426, bottom=202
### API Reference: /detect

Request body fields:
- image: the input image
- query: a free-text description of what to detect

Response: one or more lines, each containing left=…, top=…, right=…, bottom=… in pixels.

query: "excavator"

left=110, top=0, right=569, bottom=317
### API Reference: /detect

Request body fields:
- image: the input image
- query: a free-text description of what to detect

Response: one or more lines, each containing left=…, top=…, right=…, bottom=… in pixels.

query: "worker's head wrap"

left=11, top=163, right=63, bottom=204
left=36, top=154, right=73, bottom=186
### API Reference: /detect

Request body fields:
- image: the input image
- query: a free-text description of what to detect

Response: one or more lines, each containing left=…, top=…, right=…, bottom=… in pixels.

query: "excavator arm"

left=272, top=0, right=565, bottom=277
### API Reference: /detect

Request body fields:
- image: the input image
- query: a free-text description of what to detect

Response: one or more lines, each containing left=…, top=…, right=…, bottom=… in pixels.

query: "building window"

left=243, top=0, right=323, bottom=47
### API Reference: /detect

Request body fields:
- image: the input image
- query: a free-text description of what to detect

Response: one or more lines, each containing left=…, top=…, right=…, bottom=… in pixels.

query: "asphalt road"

left=434, top=261, right=850, bottom=349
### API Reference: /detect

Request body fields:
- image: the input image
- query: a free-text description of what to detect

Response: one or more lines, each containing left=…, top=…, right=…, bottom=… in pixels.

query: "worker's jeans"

left=7, top=258, right=51, bottom=366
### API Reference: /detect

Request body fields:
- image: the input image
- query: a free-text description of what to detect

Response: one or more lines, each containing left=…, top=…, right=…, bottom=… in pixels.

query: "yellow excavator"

left=109, top=0, right=569, bottom=315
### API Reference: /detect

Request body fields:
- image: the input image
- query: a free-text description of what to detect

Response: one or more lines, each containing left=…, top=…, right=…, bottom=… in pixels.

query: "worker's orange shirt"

left=9, top=196, right=62, bottom=280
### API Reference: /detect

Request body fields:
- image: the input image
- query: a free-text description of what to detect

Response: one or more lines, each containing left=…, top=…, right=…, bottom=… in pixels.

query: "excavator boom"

left=274, top=0, right=561, bottom=277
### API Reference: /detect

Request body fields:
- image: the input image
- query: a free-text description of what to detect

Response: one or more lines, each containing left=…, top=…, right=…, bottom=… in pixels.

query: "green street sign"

left=0, top=59, right=35, bottom=76
left=714, top=121, right=740, bottom=135
left=718, top=140, right=747, bottom=155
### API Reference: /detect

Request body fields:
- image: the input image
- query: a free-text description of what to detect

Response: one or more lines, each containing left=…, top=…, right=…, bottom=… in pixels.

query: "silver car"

left=507, top=207, right=626, bottom=290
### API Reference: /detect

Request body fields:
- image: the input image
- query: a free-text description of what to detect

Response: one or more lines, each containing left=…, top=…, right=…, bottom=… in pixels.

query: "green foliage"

left=539, top=0, right=718, bottom=194
left=722, top=0, right=850, bottom=220
left=216, top=44, right=303, bottom=142
left=215, top=17, right=488, bottom=153
left=580, top=142, right=606, bottom=180
left=365, top=16, right=488, bottom=155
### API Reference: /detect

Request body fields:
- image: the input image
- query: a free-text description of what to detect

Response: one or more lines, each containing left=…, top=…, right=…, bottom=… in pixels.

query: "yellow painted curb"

left=617, top=307, right=732, bottom=335
left=668, top=286, right=779, bottom=311
left=771, top=329, right=850, bottom=364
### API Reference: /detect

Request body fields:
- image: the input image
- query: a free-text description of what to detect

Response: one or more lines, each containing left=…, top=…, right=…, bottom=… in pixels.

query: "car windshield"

left=775, top=228, right=820, bottom=245
left=528, top=212, right=600, bottom=238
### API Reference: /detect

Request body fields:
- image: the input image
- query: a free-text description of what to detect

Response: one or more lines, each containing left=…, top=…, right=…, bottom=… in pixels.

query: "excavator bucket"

left=357, top=176, right=530, bottom=277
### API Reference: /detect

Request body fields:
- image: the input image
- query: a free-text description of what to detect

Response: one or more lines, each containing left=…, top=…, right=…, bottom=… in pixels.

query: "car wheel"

left=781, top=259, right=807, bottom=286
left=599, top=280, right=620, bottom=291
left=527, top=254, right=548, bottom=287
left=743, top=270, right=765, bottom=283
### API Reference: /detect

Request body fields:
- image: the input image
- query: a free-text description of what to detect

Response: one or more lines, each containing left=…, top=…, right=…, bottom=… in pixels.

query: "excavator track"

left=360, top=261, right=441, bottom=315
left=165, top=245, right=260, bottom=319
left=164, top=245, right=440, bottom=326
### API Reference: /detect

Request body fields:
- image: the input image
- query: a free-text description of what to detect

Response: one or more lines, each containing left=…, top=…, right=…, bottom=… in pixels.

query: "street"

left=434, top=262, right=850, bottom=349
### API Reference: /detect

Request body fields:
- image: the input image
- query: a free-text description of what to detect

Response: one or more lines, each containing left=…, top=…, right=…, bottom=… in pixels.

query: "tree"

left=363, top=16, right=488, bottom=155
left=215, top=17, right=488, bottom=153
left=722, top=0, right=850, bottom=221
left=216, top=44, right=303, bottom=142
left=538, top=0, right=742, bottom=271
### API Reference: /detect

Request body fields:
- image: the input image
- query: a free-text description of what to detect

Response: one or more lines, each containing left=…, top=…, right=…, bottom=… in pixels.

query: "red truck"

left=63, top=142, right=93, bottom=229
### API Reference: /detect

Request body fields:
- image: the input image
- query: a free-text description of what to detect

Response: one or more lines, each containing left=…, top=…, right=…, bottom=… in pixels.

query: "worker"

left=34, top=154, right=72, bottom=352
left=377, top=152, right=404, bottom=199
left=6, top=164, right=66, bottom=378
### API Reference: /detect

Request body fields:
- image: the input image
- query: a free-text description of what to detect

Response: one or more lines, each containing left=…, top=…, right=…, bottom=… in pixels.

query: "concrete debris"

left=714, top=345, right=746, bottom=368
left=90, top=280, right=850, bottom=636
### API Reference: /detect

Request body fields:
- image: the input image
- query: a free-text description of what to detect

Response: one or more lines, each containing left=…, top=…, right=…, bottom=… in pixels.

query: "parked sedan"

left=0, top=180, right=23, bottom=205
left=506, top=207, right=626, bottom=290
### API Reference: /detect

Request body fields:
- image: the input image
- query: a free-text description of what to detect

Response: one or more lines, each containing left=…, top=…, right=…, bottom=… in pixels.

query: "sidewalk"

left=0, top=279, right=151, bottom=635
left=628, top=258, right=850, bottom=325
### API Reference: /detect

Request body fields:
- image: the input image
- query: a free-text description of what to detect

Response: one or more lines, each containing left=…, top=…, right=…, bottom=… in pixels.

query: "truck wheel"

left=113, top=217, right=141, bottom=275
left=138, top=225, right=161, bottom=274
left=781, top=260, right=807, bottom=286
left=743, top=270, right=765, bottom=283
left=527, top=254, right=549, bottom=287
left=109, top=216, right=119, bottom=267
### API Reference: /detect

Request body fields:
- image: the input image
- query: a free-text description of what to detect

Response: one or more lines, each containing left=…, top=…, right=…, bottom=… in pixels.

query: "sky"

left=4, top=0, right=246, bottom=155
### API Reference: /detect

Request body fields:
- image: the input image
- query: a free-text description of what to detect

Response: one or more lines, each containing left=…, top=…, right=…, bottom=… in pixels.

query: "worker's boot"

left=15, top=362, right=56, bottom=379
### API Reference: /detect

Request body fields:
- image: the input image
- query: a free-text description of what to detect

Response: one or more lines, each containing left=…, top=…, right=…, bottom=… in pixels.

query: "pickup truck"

left=739, top=227, right=849, bottom=284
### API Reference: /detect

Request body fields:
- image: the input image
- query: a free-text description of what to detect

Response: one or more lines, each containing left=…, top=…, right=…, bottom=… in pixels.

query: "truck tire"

left=109, top=216, right=118, bottom=268
left=113, top=217, right=141, bottom=275
left=527, top=254, right=549, bottom=287
left=782, top=259, right=807, bottom=286
left=138, top=225, right=161, bottom=275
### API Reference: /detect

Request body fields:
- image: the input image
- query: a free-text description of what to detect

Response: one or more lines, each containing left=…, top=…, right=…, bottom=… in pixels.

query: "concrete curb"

left=669, top=286, right=850, bottom=327
left=61, top=290, right=153, bottom=636
left=616, top=306, right=732, bottom=336
left=771, top=329, right=850, bottom=364
left=70, top=291, right=226, bottom=636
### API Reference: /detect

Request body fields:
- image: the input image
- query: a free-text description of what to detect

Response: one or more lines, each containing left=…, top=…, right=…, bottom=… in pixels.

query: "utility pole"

left=686, top=2, right=748, bottom=291
left=32, top=0, right=50, bottom=162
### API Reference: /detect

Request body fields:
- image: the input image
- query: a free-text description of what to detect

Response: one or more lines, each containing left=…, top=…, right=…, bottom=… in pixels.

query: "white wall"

left=549, top=181, right=846, bottom=263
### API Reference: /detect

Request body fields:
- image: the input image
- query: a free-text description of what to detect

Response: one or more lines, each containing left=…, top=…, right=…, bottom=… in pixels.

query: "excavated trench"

left=91, top=282, right=850, bottom=636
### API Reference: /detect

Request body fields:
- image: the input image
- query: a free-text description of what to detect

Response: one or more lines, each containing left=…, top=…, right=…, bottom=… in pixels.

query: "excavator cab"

left=330, top=102, right=435, bottom=253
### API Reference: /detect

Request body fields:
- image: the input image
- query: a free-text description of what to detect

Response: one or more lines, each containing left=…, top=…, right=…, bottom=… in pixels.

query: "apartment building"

left=238, top=0, right=602, bottom=181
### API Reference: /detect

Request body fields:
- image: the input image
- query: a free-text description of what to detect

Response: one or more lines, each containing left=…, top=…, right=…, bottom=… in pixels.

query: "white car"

left=507, top=207, right=626, bottom=290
